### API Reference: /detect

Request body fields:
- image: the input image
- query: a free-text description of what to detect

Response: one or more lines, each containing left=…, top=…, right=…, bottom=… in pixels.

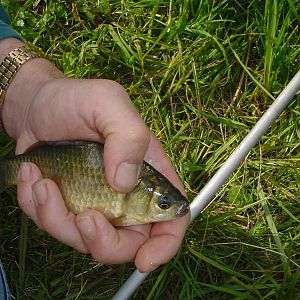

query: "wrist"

left=0, top=38, right=65, bottom=139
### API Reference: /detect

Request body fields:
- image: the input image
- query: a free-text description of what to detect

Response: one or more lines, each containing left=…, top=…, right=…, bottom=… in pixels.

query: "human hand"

left=1, top=38, right=190, bottom=272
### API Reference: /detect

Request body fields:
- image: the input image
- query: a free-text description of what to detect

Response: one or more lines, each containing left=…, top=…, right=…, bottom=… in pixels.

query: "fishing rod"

left=112, top=70, right=300, bottom=300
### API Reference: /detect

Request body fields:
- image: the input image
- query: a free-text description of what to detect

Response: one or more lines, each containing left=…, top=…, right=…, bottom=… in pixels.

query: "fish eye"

left=159, top=202, right=170, bottom=210
left=158, top=195, right=171, bottom=210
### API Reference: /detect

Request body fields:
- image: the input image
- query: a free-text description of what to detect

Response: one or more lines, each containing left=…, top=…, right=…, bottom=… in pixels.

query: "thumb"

left=91, top=81, right=150, bottom=193
left=102, top=117, right=150, bottom=193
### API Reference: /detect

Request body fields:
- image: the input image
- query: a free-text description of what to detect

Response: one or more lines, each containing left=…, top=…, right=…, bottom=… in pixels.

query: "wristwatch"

left=0, top=45, right=40, bottom=109
left=0, top=45, right=41, bottom=132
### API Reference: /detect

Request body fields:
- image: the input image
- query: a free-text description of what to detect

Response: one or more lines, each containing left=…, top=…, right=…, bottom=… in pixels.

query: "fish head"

left=147, top=185, right=190, bottom=222
left=124, top=164, right=190, bottom=224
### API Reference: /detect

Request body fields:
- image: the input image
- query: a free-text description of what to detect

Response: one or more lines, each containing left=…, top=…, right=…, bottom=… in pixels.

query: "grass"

left=0, top=0, right=299, bottom=299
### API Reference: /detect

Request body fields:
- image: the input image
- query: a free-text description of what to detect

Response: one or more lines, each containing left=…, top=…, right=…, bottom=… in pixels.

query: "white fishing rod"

left=112, top=71, right=300, bottom=300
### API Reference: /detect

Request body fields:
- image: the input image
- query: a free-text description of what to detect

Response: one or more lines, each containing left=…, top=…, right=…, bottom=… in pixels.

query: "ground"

left=0, top=1, right=299, bottom=299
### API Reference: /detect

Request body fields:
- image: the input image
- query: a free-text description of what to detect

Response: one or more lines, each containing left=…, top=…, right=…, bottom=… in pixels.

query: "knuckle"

left=100, top=79, right=128, bottom=97
left=126, top=124, right=150, bottom=146
left=92, top=79, right=130, bottom=104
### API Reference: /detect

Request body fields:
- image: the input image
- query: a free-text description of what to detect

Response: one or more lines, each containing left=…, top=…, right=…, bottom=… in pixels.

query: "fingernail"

left=33, top=181, right=48, bottom=205
left=19, top=163, right=31, bottom=182
left=114, top=162, right=139, bottom=190
left=77, top=216, right=96, bottom=240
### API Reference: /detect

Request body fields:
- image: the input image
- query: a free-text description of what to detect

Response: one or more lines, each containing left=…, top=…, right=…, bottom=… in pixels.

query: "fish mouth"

left=176, top=200, right=190, bottom=217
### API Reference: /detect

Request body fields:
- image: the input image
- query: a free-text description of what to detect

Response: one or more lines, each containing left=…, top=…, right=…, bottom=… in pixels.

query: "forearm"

left=0, top=37, right=64, bottom=139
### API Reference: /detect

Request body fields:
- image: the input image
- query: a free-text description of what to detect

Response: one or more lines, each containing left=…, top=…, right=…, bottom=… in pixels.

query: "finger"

left=15, top=132, right=38, bottom=155
left=32, top=178, right=88, bottom=253
left=17, top=162, right=42, bottom=227
left=135, top=213, right=190, bottom=272
left=144, top=133, right=185, bottom=194
left=76, top=210, right=150, bottom=264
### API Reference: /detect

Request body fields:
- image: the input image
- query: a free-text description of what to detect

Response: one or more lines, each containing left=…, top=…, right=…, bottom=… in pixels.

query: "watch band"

left=0, top=45, right=40, bottom=108
left=0, top=45, right=41, bottom=133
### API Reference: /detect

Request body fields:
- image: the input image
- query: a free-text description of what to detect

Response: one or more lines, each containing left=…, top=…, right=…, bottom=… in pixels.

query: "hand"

left=1, top=38, right=190, bottom=272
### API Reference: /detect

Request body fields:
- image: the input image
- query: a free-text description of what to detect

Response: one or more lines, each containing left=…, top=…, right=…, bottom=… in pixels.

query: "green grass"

left=1, top=0, right=300, bottom=299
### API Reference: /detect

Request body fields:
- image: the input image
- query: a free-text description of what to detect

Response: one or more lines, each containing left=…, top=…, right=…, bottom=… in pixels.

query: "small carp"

left=0, top=141, right=189, bottom=226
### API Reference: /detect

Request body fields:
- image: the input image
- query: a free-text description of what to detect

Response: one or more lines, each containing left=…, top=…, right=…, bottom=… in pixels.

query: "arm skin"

left=1, top=38, right=190, bottom=272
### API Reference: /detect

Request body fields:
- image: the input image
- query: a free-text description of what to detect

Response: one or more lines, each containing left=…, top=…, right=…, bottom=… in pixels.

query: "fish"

left=0, top=141, right=189, bottom=226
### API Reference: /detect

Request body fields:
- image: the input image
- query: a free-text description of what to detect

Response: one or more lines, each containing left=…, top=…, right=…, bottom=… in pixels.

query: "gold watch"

left=0, top=45, right=41, bottom=109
